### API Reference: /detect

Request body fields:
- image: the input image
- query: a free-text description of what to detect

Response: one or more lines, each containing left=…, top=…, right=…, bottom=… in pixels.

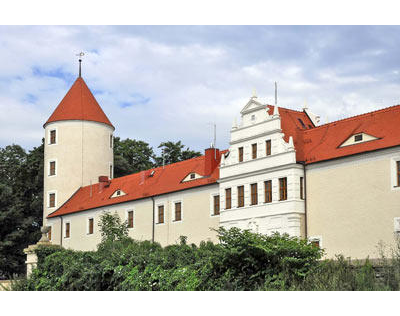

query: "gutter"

left=151, top=196, right=155, bottom=242
left=60, top=216, right=63, bottom=247
left=301, top=162, right=308, bottom=239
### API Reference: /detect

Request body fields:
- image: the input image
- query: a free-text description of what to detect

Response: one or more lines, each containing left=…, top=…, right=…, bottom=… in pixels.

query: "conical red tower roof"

left=44, top=77, right=114, bottom=129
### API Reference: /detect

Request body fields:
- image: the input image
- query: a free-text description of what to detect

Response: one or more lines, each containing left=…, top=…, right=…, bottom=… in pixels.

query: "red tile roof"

left=44, top=77, right=114, bottom=129
left=48, top=150, right=225, bottom=218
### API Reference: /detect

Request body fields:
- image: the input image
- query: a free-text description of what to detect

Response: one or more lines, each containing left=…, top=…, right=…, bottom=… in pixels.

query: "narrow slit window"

left=128, top=211, right=134, bottom=228
left=88, top=218, right=94, bottom=234
left=300, top=177, right=304, bottom=200
left=65, top=223, right=70, bottom=238
left=49, top=193, right=56, bottom=208
left=252, top=143, right=257, bottom=159
left=110, top=165, right=113, bottom=179
left=50, top=130, right=56, bottom=144
left=397, top=161, right=400, bottom=187
left=238, top=147, right=244, bottom=162
left=225, top=188, right=232, bottom=210
left=49, top=161, right=56, bottom=176
left=110, top=135, right=113, bottom=148
left=175, top=202, right=182, bottom=221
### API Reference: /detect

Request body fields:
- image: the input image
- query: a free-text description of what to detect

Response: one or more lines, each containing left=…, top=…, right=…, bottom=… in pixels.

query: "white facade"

left=219, top=96, right=305, bottom=236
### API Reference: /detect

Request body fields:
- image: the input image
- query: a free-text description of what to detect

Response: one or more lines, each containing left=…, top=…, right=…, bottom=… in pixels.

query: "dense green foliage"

left=114, top=138, right=201, bottom=178
left=0, top=143, right=43, bottom=278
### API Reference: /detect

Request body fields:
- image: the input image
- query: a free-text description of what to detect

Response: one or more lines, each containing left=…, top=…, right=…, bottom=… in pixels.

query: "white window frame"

left=391, top=157, right=400, bottom=191
left=308, top=236, right=322, bottom=248
left=126, top=209, right=134, bottom=229
left=156, top=203, right=166, bottom=225
left=210, top=193, right=220, bottom=217
left=47, top=190, right=57, bottom=208
left=48, top=159, right=57, bottom=177
left=48, top=127, right=58, bottom=145
left=172, top=199, right=183, bottom=223
left=64, top=221, right=71, bottom=239
left=87, top=216, right=95, bottom=235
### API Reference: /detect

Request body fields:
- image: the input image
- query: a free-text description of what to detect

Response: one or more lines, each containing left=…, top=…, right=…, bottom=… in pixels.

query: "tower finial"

left=252, top=88, right=257, bottom=99
left=274, top=81, right=277, bottom=106
left=76, top=52, right=85, bottom=77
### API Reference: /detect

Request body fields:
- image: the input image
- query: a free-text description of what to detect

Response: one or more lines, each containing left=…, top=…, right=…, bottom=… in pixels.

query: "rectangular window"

left=110, top=165, right=113, bottom=179
left=49, top=193, right=55, bottom=208
left=279, top=177, right=287, bottom=201
left=213, top=195, right=220, bottom=215
left=175, top=202, right=182, bottom=221
left=49, top=161, right=56, bottom=176
left=225, top=188, right=232, bottom=209
left=158, top=205, right=164, bottom=224
left=266, top=140, right=271, bottom=156
left=264, top=180, right=272, bottom=203
left=88, top=218, right=94, bottom=234
left=128, top=210, right=134, bottom=228
left=110, top=135, right=113, bottom=148
left=397, top=161, right=400, bottom=187
left=237, top=186, right=244, bottom=208
left=65, top=223, right=70, bottom=238
left=50, top=130, right=56, bottom=144
left=354, top=134, right=363, bottom=142
left=252, top=143, right=257, bottom=159
left=310, top=239, right=320, bottom=248
left=48, top=226, right=52, bottom=241
left=251, top=183, right=258, bottom=205
left=300, top=177, right=304, bottom=200
left=238, top=147, right=244, bottom=162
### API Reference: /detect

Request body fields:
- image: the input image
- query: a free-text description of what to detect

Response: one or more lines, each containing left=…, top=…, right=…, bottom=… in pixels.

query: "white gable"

left=110, top=189, right=127, bottom=198
left=181, top=172, right=203, bottom=183
left=339, top=132, right=379, bottom=148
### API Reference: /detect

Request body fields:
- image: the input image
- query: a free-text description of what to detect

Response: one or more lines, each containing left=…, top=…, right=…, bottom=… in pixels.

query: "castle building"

left=44, top=74, right=400, bottom=259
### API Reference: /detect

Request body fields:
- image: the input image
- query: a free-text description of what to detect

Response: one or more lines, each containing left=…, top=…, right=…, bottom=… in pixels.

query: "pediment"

left=339, top=132, right=379, bottom=148
left=110, top=189, right=127, bottom=198
left=240, top=98, right=265, bottom=115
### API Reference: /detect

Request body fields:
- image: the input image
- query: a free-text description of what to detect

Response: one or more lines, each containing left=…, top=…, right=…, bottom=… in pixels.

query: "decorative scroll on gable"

left=110, top=189, right=127, bottom=198
left=339, top=132, right=379, bottom=148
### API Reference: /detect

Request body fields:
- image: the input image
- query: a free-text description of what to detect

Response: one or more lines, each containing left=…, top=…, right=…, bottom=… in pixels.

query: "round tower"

left=43, top=76, right=114, bottom=225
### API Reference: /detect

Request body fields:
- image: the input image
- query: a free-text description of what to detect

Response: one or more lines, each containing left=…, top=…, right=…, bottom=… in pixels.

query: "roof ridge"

left=266, top=104, right=305, bottom=114
left=303, top=104, right=400, bottom=132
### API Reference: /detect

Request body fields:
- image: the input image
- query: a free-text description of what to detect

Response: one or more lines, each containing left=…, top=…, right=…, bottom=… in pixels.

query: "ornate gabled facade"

left=42, top=74, right=400, bottom=259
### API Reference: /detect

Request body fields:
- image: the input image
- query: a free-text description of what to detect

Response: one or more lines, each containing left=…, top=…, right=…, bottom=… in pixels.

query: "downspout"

left=302, top=162, right=308, bottom=239
left=151, top=196, right=155, bottom=242
left=60, top=216, right=63, bottom=247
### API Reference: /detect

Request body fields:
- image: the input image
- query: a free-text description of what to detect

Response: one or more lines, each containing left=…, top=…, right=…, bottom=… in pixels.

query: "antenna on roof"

left=274, top=81, right=278, bottom=106
left=76, top=52, right=85, bottom=77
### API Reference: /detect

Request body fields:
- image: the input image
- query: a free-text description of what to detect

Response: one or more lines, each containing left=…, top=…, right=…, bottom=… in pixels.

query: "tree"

left=154, top=141, right=201, bottom=167
left=0, top=143, right=43, bottom=278
left=98, top=212, right=128, bottom=244
left=113, top=137, right=155, bottom=178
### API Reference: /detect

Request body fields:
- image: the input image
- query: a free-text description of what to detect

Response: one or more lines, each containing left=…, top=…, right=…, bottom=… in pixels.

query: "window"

left=266, top=140, right=271, bottom=156
left=116, top=190, right=121, bottom=196
left=237, top=186, right=244, bottom=208
left=50, top=130, right=56, bottom=144
left=190, top=173, right=195, bottom=179
left=88, top=218, right=94, bottom=234
left=213, top=195, right=220, bottom=216
left=251, top=183, right=258, bottom=205
left=49, top=193, right=56, bottom=208
left=175, top=202, right=182, bottom=221
left=252, top=143, right=257, bottom=159
left=158, top=205, right=164, bottom=224
left=110, top=135, right=113, bottom=148
left=300, top=177, right=304, bottom=200
left=264, top=180, right=272, bottom=203
left=298, top=118, right=306, bottom=129
left=279, top=177, right=287, bottom=201
left=311, top=239, right=320, bottom=248
left=397, top=161, right=400, bottom=187
left=110, top=164, right=113, bottom=179
left=238, top=147, right=244, bottom=162
left=47, top=226, right=52, bottom=241
left=49, top=161, right=56, bottom=176
left=251, top=114, right=256, bottom=121
left=354, top=134, right=363, bottom=142
left=127, top=210, right=134, bottom=228
left=225, top=188, right=232, bottom=209
left=65, top=222, right=70, bottom=238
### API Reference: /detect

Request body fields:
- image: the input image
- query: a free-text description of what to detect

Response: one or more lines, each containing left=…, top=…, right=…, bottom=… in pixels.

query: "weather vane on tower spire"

left=76, top=52, right=85, bottom=77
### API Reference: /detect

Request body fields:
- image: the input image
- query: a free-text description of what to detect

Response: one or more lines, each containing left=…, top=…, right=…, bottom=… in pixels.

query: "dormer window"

left=354, top=134, right=363, bottom=142
left=116, top=190, right=121, bottom=196
left=190, top=173, right=195, bottom=179
left=110, top=189, right=127, bottom=198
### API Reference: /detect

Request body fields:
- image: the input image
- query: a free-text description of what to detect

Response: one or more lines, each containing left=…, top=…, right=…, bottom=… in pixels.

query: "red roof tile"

left=44, top=77, right=114, bottom=128
left=48, top=150, right=225, bottom=218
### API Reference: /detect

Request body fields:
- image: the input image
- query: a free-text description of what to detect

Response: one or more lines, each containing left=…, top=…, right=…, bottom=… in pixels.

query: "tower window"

left=88, top=218, right=94, bottom=234
left=279, top=177, right=288, bottom=201
left=49, top=192, right=56, bottom=208
left=174, top=202, right=182, bottom=221
left=49, top=161, right=56, bottom=176
left=110, top=164, right=113, bottom=179
left=127, top=210, right=134, bottom=228
left=50, top=130, right=56, bottom=144
left=110, top=135, right=113, bottom=148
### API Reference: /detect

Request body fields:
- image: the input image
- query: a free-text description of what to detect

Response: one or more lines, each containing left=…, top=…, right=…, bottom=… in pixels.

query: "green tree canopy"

left=154, top=141, right=201, bottom=167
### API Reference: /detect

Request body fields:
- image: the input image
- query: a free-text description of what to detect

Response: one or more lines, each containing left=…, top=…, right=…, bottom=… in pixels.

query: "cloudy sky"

left=1, top=25, right=400, bottom=153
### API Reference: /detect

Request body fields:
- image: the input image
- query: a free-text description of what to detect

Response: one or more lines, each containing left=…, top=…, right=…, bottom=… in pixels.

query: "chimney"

left=98, top=176, right=110, bottom=191
left=204, top=147, right=220, bottom=175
